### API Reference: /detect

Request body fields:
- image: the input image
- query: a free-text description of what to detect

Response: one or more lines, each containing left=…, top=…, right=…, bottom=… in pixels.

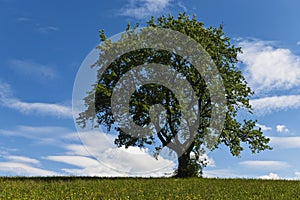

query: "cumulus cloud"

left=45, top=152, right=175, bottom=177
left=239, top=160, right=289, bottom=170
left=9, top=59, right=57, bottom=79
left=276, top=125, right=289, bottom=133
left=120, top=0, right=169, bottom=19
left=250, top=95, right=300, bottom=115
left=198, top=153, right=215, bottom=167
left=238, top=39, right=300, bottom=93
left=238, top=39, right=300, bottom=114
left=258, top=172, right=280, bottom=180
left=259, top=172, right=300, bottom=180
left=0, top=81, right=72, bottom=118
left=41, top=131, right=176, bottom=177
left=0, top=124, right=176, bottom=177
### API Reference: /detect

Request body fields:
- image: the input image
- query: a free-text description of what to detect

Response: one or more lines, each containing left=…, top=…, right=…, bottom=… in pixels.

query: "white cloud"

left=17, top=17, right=31, bottom=22
left=61, top=167, right=126, bottom=177
left=6, top=156, right=40, bottom=165
left=9, top=59, right=57, bottom=79
left=259, top=172, right=300, bottom=180
left=297, top=41, right=300, bottom=45
left=239, top=160, right=289, bottom=170
left=238, top=39, right=300, bottom=92
left=46, top=156, right=100, bottom=168
left=0, top=125, right=71, bottom=138
left=46, top=150, right=175, bottom=177
left=276, top=125, right=289, bottom=133
left=258, top=172, right=280, bottom=180
left=0, top=81, right=72, bottom=118
left=120, top=0, right=169, bottom=19
left=64, top=144, right=91, bottom=156
left=256, top=124, right=272, bottom=132
left=0, top=155, right=58, bottom=176
left=46, top=156, right=127, bottom=176
left=36, top=26, right=59, bottom=33
left=44, top=132, right=176, bottom=177
left=203, top=169, right=238, bottom=178
left=0, top=162, right=58, bottom=176
left=3, top=127, right=176, bottom=177
left=198, top=153, right=215, bottom=167
left=250, top=95, right=300, bottom=115
left=0, top=125, right=77, bottom=149
left=269, top=137, right=300, bottom=149
left=0, top=126, right=172, bottom=177
left=177, top=2, right=187, bottom=12
left=10, top=101, right=72, bottom=118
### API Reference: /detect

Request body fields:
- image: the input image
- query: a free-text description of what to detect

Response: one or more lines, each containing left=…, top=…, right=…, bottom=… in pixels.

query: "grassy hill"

left=0, top=177, right=300, bottom=199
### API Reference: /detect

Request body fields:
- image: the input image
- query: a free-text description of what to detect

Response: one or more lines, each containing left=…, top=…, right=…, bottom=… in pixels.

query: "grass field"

left=0, top=177, right=300, bottom=199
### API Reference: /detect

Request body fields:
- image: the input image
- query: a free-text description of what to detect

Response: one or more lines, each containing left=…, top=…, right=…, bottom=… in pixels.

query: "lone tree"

left=77, top=13, right=271, bottom=177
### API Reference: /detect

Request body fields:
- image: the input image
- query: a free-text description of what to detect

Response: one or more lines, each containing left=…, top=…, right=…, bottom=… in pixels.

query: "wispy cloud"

left=120, top=0, right=170, bottom=19
left=203, top=169, right=238, bottom=178
left=46, top=156, right=100, bottom=168
left=0, top=81, right=72, bottom=118
left=9, top=59, right=57, bottom=79
left=0, top=162, right=59, bottom=176
left=250, top=95, right=300, bottom=115
left=177, top=2, right=187, bottom=12
left=9, top=101, right=73, bottom=118
left=238, top=39, right=300, bottom=93
left=0, top=125, right=71, bottom=139
left=269, top=137, right=300, bottom=149
left=239, top=160, right=290, bottom=170
left=36, top=26, right=59, bottom=34
left=5, top=156, right=40, bottom=165
left=0, top=155, right=58, bottom=176
left=17, top=17, right=31, bottom=22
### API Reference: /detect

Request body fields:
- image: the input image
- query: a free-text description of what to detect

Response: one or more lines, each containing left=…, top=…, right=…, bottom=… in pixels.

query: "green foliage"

left=77, top=13, right=271, bottom=177
left=1, top=177, right=300, bottom=199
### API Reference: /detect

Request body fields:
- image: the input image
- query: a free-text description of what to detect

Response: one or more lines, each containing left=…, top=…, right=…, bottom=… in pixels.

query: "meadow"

left=0, top=177, right=300, bottom=199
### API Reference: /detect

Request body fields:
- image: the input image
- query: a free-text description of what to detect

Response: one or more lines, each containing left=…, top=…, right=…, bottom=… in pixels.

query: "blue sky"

left=0, top=0, right=300, bottom=179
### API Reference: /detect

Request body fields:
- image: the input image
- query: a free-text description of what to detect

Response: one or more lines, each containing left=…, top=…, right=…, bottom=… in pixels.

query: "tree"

left=77, top=13, right=272, bottom=178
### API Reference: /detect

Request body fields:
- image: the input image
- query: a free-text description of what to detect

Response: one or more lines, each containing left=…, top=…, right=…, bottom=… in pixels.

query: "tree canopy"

left=77, top=13, right=272, bottom=177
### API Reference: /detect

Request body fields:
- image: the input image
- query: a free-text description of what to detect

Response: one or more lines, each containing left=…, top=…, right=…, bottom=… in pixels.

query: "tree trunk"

left=175, top=151, right=198, bottom=178
left=177, top=152, right=189, bottom=177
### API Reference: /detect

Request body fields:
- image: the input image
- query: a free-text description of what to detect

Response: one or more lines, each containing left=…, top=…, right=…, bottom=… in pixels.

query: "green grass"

left=0, top=177, right=300, bottom=199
